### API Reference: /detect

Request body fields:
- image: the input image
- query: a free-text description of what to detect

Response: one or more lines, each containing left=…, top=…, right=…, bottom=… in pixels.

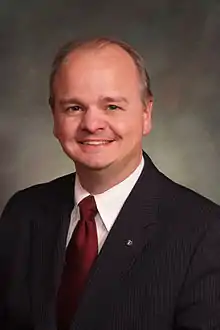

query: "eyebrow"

left=99, top=96, right=128, bottom=104
left=59, top=98, right=83, bottom=106
left=59, top=95, right=129, bottom=106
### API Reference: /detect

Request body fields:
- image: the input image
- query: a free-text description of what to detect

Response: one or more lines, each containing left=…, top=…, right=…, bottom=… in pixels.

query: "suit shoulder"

left=158, top=171, right=220, bottom=222
left=143, top=153, right=220, bottom=214
left=21, top=172, right=75, bottom=195
left=1, top=173, right=75, bottom=216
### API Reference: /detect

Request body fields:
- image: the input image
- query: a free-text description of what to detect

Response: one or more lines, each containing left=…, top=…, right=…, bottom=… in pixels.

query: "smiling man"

left=51, top=41, right=152, bottom=194
left=0, top=37, right=220, bottom=330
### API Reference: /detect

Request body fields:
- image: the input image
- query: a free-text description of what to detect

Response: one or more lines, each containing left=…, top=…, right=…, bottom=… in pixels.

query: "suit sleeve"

left=175, top=219, right=220, bottom=329
left=0, top=192, right=31, bottom=328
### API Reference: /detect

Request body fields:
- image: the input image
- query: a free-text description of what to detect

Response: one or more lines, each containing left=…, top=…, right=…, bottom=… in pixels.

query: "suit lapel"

left=72, top=153, right=161, bottom=330
left=29, top=174, right=75, bottom=329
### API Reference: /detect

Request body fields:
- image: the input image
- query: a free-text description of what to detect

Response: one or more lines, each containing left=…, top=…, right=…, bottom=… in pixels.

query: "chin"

left=82, top=161, right=111, bottom=171
left=74, top=158, right=114, bottom=172
left=64, top=146, right=118, bottom=171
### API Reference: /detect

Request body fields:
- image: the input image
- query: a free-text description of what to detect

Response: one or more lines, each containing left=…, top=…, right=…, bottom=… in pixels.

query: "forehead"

left=57, top=44, right=139, bottom=80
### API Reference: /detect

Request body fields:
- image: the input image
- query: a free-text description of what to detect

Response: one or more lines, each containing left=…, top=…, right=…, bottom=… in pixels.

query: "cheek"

left=112, top=116, right=141, bottom=132
left=54, top=116, right=78, bottom=139
left=122, top=117, right=144, bottom=135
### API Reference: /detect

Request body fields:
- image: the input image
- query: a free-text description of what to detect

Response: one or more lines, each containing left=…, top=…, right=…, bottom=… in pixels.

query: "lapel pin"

left=126, top=239, right=133, bottom=246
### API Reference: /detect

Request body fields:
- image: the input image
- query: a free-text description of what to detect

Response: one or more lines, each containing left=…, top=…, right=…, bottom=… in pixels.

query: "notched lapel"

left=72, top=155, right=160, bottom=330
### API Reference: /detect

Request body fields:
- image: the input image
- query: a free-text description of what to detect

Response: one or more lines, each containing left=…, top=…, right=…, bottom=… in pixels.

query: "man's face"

left=52, top=45, right=152, bottom=176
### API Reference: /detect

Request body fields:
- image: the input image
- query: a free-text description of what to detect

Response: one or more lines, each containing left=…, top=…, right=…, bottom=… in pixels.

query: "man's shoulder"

left=143, top=153, right=220, bottom=215
left=17, top=172, right=74, bottom=197
left=158, top=170, right=220, bottom=223
left=1, top=173, right=75, bottom=216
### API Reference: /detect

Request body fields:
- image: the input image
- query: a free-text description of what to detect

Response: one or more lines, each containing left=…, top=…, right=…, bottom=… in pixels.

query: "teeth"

left=82, top=141, right=111, bottom=145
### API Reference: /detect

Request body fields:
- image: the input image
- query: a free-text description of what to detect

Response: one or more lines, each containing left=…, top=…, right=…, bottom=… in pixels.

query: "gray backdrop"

left=1, top=0, right=220, bottom=212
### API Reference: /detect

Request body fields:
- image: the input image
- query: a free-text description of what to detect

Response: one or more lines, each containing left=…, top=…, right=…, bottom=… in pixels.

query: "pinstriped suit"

left=1, top=152, right=220, bottom=330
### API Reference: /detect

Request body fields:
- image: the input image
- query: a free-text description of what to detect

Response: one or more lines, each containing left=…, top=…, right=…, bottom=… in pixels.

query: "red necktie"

left=56, top=195, right=98, bottom=330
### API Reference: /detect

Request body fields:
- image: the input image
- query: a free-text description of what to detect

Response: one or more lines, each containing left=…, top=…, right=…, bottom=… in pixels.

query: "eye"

left=67, top=105, right=82, bottom=112
left=107, top=104, right=120, bottom=111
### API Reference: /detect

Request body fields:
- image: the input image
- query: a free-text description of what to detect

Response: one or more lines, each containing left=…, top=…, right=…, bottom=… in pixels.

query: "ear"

left=143, top=98, right=153, bottom=136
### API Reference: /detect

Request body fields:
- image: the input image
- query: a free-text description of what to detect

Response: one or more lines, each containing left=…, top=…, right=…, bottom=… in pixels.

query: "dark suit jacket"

left=1, top=153, right=220, bottom=330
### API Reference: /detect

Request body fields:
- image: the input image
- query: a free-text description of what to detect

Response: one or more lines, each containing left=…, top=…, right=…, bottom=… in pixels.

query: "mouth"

left=79, top=140, right=114, bottom=146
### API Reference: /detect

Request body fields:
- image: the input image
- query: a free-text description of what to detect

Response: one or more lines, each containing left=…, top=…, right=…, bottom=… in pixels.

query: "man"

left=0, top=37, right=220, bottom=330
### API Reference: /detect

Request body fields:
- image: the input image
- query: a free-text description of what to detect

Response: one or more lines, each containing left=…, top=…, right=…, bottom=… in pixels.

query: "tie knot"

left=78, top=195, right=97, bottom=221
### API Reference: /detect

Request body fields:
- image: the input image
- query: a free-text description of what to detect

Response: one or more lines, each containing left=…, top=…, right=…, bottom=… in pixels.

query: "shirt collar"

left=74, top=157, right=144, bottom=231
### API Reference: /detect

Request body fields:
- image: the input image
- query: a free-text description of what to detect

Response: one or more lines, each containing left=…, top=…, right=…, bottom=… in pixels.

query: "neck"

left=75, top=156, right=142, bottom=195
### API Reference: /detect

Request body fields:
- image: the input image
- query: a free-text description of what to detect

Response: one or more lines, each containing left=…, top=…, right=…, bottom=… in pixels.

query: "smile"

left=80, top=140, right=114, bottom=145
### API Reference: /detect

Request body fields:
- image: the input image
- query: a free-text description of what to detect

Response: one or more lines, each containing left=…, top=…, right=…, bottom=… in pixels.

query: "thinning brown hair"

left=49, top=37, right=153, bottom=107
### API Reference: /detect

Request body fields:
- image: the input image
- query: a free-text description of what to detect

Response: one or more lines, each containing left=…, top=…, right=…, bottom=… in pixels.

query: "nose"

left=80, top=108, right=107, bottom=133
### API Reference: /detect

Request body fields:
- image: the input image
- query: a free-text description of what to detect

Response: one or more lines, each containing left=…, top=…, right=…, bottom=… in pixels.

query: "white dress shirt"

left=66, top=157, right=144, bottom=252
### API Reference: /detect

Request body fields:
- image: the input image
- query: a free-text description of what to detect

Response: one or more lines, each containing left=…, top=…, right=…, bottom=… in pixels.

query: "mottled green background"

left=1, top=0, right=220, bottom=211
